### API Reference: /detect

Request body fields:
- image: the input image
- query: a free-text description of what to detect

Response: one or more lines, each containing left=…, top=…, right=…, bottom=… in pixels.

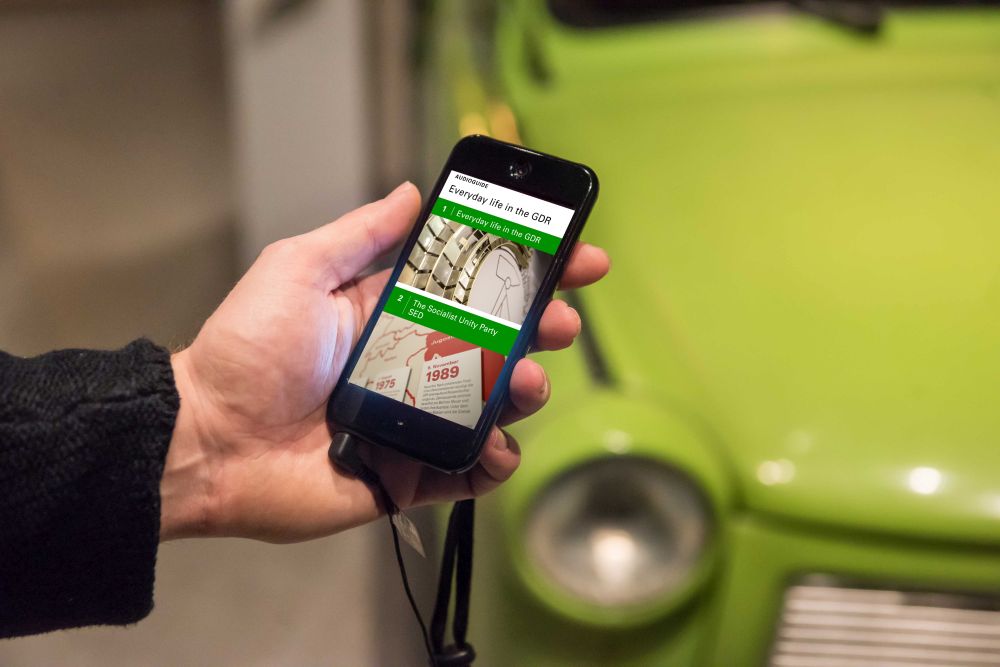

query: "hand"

left=161, top=182, right=610, bottom=542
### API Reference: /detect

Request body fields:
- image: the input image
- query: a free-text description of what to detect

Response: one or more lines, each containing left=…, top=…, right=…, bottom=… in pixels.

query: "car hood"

left=500, top=5, right=1000, bottom=542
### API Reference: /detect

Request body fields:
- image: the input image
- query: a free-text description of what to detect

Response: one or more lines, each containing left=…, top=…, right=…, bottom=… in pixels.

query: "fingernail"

left=386, top=181, right=414, bottom=200
left=568, top=305, right=582, bottom=336
left=538, top=362, right=552, bottom=402
left=494, top=431, right=509, bottom=452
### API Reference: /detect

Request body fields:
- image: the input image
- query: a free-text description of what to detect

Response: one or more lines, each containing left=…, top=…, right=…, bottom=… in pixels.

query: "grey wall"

left=0, top=2, right=234, bottom=354
left=0, top=2, right=426, bottom=665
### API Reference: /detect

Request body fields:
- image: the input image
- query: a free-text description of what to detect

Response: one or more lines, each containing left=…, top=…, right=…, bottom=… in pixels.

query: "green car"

left=420, top=1, right=1000, bottom=664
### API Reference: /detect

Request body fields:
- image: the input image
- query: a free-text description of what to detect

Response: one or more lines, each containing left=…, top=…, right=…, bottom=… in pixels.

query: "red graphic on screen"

left=423, top=332, right=476, bottom=361
left=481, top=350, right=504, bottom=401
left=419, top=332, right=505, bottom=401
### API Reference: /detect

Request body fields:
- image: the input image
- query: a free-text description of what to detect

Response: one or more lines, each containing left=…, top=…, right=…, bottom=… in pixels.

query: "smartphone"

left=327, top=135, right=598, bottom=472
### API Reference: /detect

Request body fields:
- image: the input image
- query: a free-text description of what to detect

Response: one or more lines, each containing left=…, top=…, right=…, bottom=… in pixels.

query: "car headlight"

left=523, top=456, right=712, bottom=612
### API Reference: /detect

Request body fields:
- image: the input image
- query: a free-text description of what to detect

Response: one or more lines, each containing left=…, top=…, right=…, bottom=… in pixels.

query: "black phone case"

left=327, top=135, right=599, bottom=472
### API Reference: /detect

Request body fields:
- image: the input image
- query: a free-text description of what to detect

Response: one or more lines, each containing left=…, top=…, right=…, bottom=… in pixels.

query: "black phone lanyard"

left=329, top=434, right=476, bottom=666
left=430, top=499, right=475, bottom=666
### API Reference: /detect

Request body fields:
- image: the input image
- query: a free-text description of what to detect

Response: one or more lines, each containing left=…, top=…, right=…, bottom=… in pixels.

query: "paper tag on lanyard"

left=390, top=509, right=426, bottom=558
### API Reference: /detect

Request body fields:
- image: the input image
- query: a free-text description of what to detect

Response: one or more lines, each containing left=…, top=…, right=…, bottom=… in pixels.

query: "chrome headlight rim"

left=512, top=454, right=719, bottom=628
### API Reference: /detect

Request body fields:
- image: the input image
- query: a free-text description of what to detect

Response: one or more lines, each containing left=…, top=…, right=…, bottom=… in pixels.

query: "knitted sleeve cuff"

left=0, top=339, right=179, bottom=638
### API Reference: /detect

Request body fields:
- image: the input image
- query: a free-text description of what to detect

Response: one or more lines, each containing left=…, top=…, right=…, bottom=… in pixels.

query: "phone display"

left=329, top=136, right=597, bottom=472
left=347, top=170, right=574, bottom=428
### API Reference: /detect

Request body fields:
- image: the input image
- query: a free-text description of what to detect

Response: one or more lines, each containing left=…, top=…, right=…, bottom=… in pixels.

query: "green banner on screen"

left=432, top=198, right=562, bottom=255
left=383, top=285, right=520, bottom=356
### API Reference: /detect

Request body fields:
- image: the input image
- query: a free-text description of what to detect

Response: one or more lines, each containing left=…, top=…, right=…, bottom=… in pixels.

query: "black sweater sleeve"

left=0, top=339, right=179, bottom=638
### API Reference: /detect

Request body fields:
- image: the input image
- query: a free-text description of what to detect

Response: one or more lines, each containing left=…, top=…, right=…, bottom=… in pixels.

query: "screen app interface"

left=349, top=170, right=574, bottom=428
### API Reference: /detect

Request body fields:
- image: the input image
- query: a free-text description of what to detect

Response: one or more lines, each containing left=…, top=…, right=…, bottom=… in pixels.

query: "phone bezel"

left=327, top=135, right=598, bottom=473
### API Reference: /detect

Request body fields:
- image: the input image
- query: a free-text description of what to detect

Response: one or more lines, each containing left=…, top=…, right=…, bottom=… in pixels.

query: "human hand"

left=161, top=182, right=610, bottom=542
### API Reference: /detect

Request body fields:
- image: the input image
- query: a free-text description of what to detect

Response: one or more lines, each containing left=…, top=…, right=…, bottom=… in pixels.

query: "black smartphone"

left=327, top=135, right=598, bottom=472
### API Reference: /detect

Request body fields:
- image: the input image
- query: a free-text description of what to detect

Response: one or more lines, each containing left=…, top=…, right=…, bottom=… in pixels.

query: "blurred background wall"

left=0, top=1, right=425, bottom=665
left=0, top=1, right=233, bottom=353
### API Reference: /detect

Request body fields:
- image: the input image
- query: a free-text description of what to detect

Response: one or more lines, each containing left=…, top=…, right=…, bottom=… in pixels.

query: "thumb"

left=307, top=181, right=421, bottom=289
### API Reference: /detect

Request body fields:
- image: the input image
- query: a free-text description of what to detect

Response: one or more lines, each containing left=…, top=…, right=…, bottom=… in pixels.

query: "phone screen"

left=346, top=170, right=575, bottom=429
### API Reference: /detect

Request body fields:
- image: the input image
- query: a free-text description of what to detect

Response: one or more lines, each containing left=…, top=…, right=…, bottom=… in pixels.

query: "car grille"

left=768, top=577, right=1000, bottom=667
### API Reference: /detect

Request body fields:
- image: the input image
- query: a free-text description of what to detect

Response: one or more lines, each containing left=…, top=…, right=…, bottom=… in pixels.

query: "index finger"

left=559, top=242, right=611, bottom=290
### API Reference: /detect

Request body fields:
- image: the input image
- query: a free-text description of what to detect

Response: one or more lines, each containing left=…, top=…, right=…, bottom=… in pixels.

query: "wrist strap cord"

left=430, top=500, right=475, bottom=666
left=329, top=433, right=476, bottom=667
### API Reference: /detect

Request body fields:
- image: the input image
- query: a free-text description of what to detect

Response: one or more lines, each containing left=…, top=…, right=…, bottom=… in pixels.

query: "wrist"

left=161, top=350, right=215, bottom=540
